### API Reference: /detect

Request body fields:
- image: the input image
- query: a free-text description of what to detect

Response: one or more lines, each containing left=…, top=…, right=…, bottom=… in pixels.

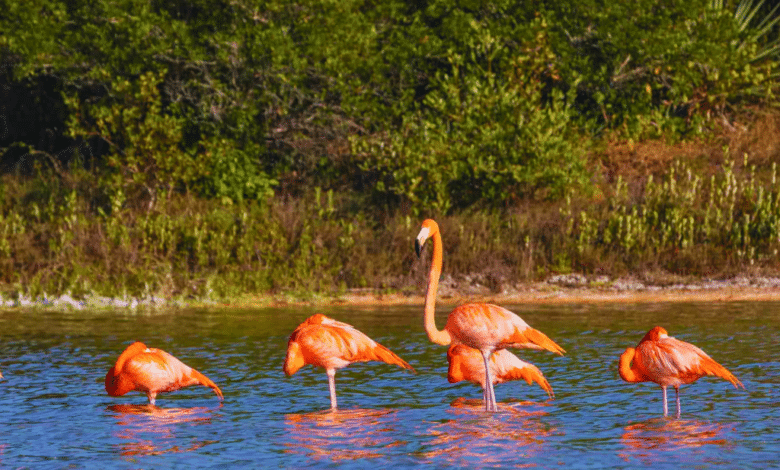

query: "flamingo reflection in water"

left=619, top=418, right=732, bottom=463
left=284, top=408, right=403, bottom=462
left=108, top=404, right=219, bottom=457
left=422, top=404, right=556, bottom=466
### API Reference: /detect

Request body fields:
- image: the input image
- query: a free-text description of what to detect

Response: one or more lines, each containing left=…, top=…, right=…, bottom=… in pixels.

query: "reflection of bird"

left=105, top=342, right=224, bottom=405
left=619, top=326, right=744, bottom=417
left=424, top=404, right=553, bottom=465
left=447, top=344, right=554, bottom=403
left=284, top=408, right=398, bottom=462
left=415, top=219, right=564, bottom=411
left=620, top=418, right=729, bottom=460
left=283, top=313, right=415, bottom=411
left=108, top=404, right=216, bottom=456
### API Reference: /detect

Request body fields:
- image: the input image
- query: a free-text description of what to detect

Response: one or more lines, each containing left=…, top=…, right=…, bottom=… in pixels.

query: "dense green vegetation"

left=2, top=0, right=780, bottom=301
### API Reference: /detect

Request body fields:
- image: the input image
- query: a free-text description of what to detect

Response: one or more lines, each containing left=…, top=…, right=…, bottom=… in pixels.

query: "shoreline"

left=226, top=277, right=780, bottom=308
left=3, top=277, right=780, bottom=310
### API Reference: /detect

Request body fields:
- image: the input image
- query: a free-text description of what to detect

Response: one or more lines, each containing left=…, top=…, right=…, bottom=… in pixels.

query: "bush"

left=354, top=17, right=592, bottom=215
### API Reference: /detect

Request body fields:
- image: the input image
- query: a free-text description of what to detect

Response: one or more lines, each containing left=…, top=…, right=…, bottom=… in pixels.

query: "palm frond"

left=750, top=1, right=780, bottom=39
left=734, top=0, right=766, bottom=32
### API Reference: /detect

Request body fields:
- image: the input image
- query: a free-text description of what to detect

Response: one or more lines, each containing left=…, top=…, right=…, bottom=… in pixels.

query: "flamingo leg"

left=489, top=380, right=497, bottom=412
left=662, top=386, right=668, bottom=417
left=481, top=351, right=497, bottom=412
left=327, top=369, right=337, bottom=411
left=147, top=392, right=156, bottom=406
left=675, top=386, right=681, bottom=418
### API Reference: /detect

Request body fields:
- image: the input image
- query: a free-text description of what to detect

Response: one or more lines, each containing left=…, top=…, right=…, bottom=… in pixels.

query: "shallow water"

left=0, top=302, right=777, bottom=468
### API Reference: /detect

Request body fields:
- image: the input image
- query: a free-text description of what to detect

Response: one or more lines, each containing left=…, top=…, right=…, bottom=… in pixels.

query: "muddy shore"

left=228, top=275, right=780, bottom=308
left=3, top=275, right=780, bottom=310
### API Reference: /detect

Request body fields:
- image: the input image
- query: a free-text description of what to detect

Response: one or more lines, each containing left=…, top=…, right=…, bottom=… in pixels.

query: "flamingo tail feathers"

left=504, top=365, right=554, bottom=398
left=511, top=327, right=566, bottom=356
left=699, top=357, right=744, bottom=389
left=190, top=369, right=224, bottom=400
left=370, top=343, right=416, bottom=373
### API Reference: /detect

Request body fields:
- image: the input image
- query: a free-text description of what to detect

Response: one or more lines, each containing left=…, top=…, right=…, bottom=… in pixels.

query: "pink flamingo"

left=416, top=219, right=564, bottom=411
left=619, top=326, right=744, bottom=417
left=284, top=313, right=415, bottom=410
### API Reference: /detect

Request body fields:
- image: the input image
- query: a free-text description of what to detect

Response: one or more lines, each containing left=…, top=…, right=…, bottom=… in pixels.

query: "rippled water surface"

left=0, top=302, right=778, bottom=468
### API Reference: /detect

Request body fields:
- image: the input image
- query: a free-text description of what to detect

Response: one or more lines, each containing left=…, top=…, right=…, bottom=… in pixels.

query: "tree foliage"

left=1, top=0, right=779, bottom=210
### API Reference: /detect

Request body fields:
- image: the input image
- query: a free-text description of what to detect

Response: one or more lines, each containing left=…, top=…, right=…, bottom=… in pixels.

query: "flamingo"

left=415, top=219, right=565, bottom=412
left=105, top=341, right=224, bottom=405
left=618, top=326, right=744, bottom=417
left=447, top=344, right=554, bottom=404
left=283, top=313, right=415, bottom=411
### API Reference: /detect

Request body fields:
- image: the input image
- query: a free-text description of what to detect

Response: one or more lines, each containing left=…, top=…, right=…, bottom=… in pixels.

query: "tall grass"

left=2, top=147, right=780, bottom=301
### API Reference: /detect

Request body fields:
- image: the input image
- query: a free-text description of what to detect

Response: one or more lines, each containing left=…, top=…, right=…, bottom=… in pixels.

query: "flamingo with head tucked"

left=284, top=313, right=415, bottom=411
left=447, top=344, right=554, bottom=404
left=619, top=326, right=744, bottom=417
left=415, top=219, right=565, bottom=412
left=105, top=342, right=223, bottom=405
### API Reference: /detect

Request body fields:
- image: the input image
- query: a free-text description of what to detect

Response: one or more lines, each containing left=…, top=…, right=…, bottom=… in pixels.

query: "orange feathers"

left=619, top=326, right=743, bottom=416
left=106, top=341, right=223, bottom=406
left=284, top=313, right=414, bottom=411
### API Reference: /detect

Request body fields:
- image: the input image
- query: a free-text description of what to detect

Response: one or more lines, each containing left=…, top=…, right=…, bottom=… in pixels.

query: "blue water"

left=0, top=302, right=777, bottom=468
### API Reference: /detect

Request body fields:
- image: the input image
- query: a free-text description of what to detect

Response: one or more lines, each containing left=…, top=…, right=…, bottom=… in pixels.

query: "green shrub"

left=354, top=17, right=592, bottom=215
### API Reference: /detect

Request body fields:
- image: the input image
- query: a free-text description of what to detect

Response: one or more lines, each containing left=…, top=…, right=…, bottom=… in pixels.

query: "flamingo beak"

left=415, top=227, right=430, bottom=258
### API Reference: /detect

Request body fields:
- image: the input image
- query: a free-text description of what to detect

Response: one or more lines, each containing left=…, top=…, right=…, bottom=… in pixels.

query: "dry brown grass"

left=597, top=112, right=780, bottom=193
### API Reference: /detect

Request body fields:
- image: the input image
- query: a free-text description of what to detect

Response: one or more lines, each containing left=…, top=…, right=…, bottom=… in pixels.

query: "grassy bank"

left=2, top=113, right=780, bottom=303
left=4, top=1, right=780, bottom=304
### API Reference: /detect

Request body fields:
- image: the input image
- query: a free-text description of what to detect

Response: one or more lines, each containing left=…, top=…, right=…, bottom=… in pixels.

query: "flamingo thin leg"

left=662, top=386, right=668, bottom=417
left=327, top=369, right=337, bottom=411
left=481, top=351, right=497, bottom=412
left=489, top=379, right=497, bottom=411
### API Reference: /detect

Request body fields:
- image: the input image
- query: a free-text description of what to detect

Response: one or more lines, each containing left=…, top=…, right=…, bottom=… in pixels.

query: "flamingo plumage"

left=619, top=326, right=744, bottom=417
left=415, top=219, right=564, bottom=412
left=447, top=344, right=554, bottom=403
left=105, top=341, right=224, bottom=405
left=283, top=313, right=415, bottom=411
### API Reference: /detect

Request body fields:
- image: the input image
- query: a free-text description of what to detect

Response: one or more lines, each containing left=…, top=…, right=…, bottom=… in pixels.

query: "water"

left=0, top=302, right=777, bottom=468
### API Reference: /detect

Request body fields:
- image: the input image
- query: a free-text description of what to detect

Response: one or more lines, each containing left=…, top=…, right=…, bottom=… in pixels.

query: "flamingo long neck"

left=618, top=347, right=644, bottom=383
left=424, top=230, right=451, bottom=345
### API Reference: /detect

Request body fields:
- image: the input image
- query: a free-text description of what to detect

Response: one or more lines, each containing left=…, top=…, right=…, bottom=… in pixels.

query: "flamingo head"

left=415, top=219, right=439, bottom=257
left=641, top=326, right=669, bottom=343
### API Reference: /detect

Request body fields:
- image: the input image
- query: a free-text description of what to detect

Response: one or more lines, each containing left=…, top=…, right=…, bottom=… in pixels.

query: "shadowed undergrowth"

left=3, top=116, right=780, bottom=301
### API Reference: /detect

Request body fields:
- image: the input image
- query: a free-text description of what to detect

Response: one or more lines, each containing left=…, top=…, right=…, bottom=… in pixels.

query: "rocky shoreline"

left=5, top=274, right=777, bottom=310
left=329, top=274, right=780, bottom=307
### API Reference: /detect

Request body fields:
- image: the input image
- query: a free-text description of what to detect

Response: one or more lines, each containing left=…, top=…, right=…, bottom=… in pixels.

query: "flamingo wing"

left=121, top=349, right=190, bottom=393
left=635, top=337, right=742, bottom=388
left=446, top=304, right=565, bottom=355
left=492, top=349, right=554, bottom=397
left=286, top=316, right=414, bottom=373
left=447, top=345, right=553, bottom=397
